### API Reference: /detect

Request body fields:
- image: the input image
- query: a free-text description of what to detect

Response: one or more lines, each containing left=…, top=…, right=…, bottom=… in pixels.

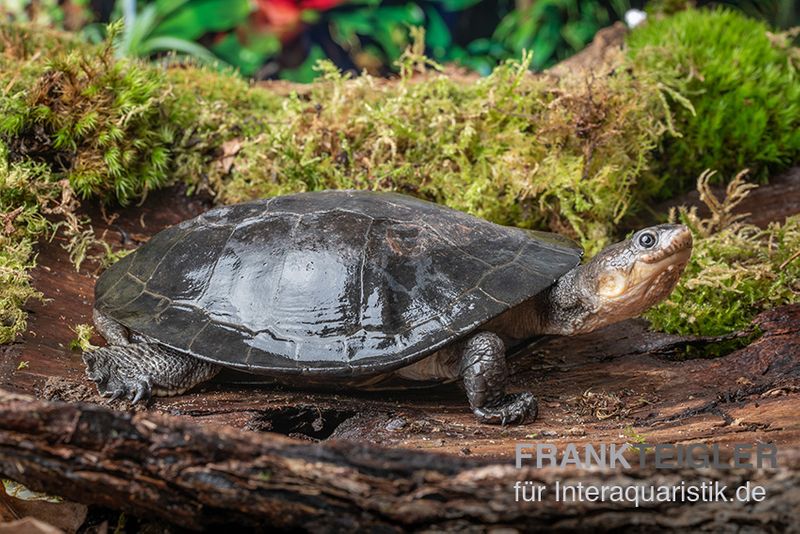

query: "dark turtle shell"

left=96, top=191, right=582, bottom=376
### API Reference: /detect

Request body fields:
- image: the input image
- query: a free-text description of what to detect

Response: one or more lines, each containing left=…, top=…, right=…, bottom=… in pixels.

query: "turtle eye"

left=637, top=231, right=657, bottom=249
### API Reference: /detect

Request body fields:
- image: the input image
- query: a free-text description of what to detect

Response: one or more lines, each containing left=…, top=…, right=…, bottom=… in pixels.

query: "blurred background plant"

left=2, top=0, right=798, bottom=81
left=86, top=0, right=250, bottom=63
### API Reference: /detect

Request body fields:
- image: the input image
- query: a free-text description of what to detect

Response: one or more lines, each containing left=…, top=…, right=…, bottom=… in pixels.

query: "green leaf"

left=424, top=7, right=451, bottom=53
left=374, top=4, right=424, bottom=25
left=466, top=38, right=492, bottom=54
left=435, top=0, right=482, bottom=11
left=280, top=45, right=326, bottom=83
left=140, top=36, right=220, bottom=64
left=562, top=19, right=599, bottom=51
left=246, top=33, right=281, bottom=56
left=211, top=33, right=278, bottom=75
left=329, top=11, right=375, bottom=39
left=152, top=0, right=252, bottom=41
left=154, top=0, right=193, bottom=18
left=122, top=3, right=158, bottom=55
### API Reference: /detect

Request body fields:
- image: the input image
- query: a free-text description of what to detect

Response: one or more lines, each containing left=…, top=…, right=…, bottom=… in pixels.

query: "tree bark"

left=1, top=388, right=798, bottom=531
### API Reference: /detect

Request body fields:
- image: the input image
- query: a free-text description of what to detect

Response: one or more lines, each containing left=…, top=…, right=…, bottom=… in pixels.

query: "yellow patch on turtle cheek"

left=630, top=254, right=686, bottom=292
left=596, top=271, right=628, bottom=298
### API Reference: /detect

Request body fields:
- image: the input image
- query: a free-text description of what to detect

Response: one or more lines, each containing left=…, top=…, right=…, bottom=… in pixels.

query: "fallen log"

left=1, top=388, right=798, bottom=531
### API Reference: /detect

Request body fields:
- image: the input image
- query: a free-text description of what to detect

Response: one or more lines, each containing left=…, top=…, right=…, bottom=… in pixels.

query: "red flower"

left=253, top=0, right=345, bottom=42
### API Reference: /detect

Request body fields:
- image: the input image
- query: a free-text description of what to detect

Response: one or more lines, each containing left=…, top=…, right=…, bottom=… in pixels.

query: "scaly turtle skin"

left=84, top=190, right=693, bottom=425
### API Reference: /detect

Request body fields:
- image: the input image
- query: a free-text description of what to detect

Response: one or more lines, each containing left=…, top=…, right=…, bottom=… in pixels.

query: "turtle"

left=83, top=190, right=692, bottom=425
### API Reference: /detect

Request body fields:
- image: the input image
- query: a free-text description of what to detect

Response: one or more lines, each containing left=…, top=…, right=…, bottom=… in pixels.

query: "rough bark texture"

left=1, top=166, right=798, bottom=529
left=1, top=388, right=799, bottom=531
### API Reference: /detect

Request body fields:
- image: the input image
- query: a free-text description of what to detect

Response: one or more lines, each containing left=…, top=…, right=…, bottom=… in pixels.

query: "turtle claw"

left=473, top=392, right=538, bottom=426
left=82, top=342, right=219, bottom=404
left=84, top=348, right=153, bottom=406
left=84, top=350, right=119, bottom=399
left=131, top=381, right=152, bottom=405
left=102, top=381, right=151, bottom=406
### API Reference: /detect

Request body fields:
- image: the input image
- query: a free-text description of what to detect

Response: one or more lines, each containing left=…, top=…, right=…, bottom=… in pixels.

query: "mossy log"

left=1, top=388, right=799, bottom=531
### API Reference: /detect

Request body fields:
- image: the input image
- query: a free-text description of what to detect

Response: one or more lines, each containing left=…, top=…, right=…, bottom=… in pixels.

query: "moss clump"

left=68, top=323, right=97, bottom=352
left=162, top=63, right=283, bottom=197
left=195, top=56, right=667, bottom=253
left=0, top=238, right=40, bottom=344
left=0, top=23, right=172, bottom=204
left=0, top=149, right=52, bottom=343
left=646, top=170, right=800, bottom=337
left=627, top=8, right=800, bottom=192
left=0, top=23, right=179, bottom=342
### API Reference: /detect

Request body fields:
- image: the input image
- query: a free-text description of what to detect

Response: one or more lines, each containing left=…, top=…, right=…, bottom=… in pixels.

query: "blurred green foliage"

left=80, top=0, right=262, bottom=65
left=457, top=0, right=631, bottom=72
left=113, top=0, right=245, bottom=62
left=699, top=1, right=798, bottom=30
left=0, top=0, right=67, bottom=26
left=313, top=0, right=631, bottom=77
left=4, top=1, right=799, bottom=82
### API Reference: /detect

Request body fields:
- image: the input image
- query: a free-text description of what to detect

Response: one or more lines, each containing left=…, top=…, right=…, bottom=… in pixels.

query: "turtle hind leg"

left=459, top=332, right=538, bottom=425
left=83, top=343, right=221, bottom=404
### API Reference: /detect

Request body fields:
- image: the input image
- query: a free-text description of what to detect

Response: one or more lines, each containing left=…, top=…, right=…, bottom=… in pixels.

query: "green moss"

left=69, top=323, right=97, bottom=352
left=162, top=62, right=283, bottom=196
left=195, top=57, right=666, bottom=253
left=0, top=149, right=52, bottom=343
left=627, top=8, right=800, bottom=193
left=646, top=172, right=800, bottom=336
left=0, top=23, right=173, bottom=205
left=0, top=238, right=40, bottom=344
left=649, top=218, right=800, bottom=336
left=0, top=132, right=117, bottom=342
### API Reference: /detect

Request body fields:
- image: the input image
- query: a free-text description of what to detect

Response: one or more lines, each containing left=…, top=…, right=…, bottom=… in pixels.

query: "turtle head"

left=547, top=224, right=692, bottom=335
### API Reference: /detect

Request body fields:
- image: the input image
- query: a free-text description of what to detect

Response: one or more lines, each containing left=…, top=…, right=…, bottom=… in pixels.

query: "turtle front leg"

left=84, top=343, right=221, bottom=403
left=460, top=332, right=538, bottom=425
left=85, top=309, right=220, bottom=403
